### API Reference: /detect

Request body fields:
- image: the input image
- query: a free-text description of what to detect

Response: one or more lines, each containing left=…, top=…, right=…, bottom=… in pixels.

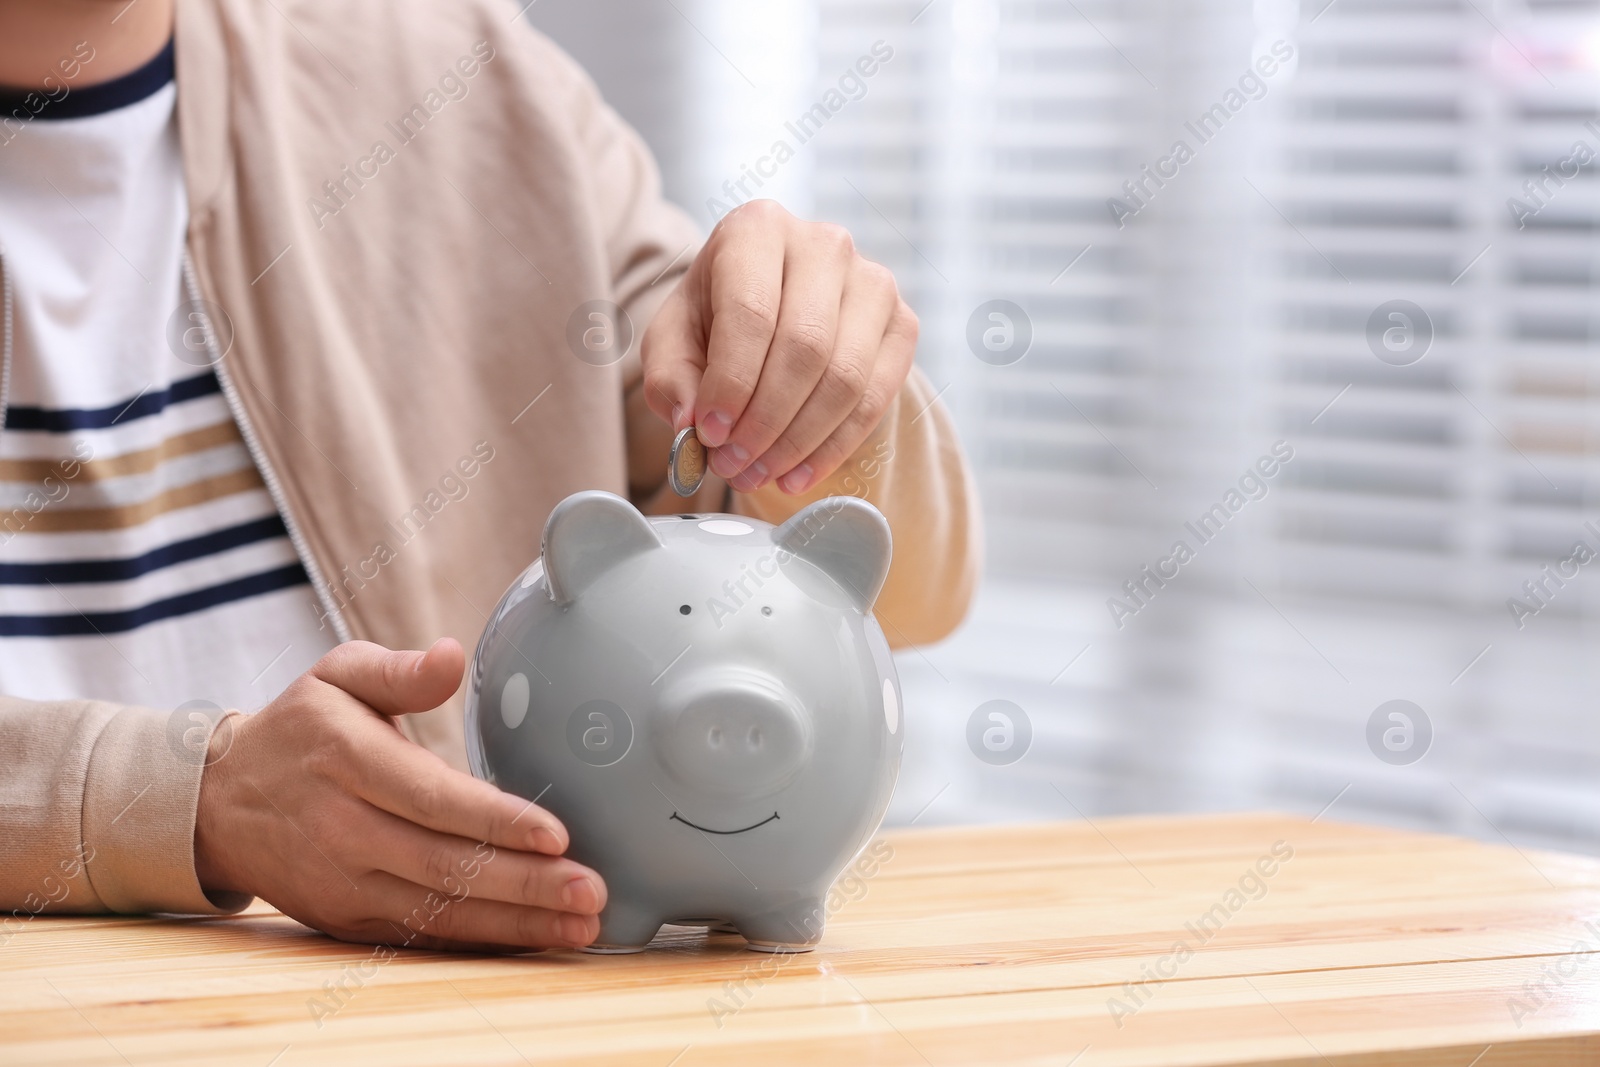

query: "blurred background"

left=526, top=0, right=1600, bottom=855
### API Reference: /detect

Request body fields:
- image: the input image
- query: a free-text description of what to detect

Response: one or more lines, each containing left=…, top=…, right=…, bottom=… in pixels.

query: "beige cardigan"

left=0, top=0, right=980, bottom=919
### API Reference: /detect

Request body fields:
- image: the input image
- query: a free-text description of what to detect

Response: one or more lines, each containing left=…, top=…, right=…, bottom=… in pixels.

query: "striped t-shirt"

left=0, top=42, right=333, bottom=713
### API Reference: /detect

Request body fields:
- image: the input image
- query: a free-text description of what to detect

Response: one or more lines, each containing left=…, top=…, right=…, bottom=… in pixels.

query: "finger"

left=341, top=720, right=573, bottom=856
left=694, top=205, right=786, bottom=447
left=739, top=257, right=897, bottom=491
left=353, top=806, right=605, bottom=913
left=639, top=287, right=707, bottom=432
left=708, top=228, right=849, bottom=485
left=780, top=302, right=917, bottom=495
left=355, top=871, right=600, bottom=951
left=312, top=638, right=463, bottom=717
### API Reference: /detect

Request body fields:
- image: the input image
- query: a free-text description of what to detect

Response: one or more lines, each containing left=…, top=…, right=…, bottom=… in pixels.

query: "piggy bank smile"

left=668, top=811, right=779, bottom=834
left=466, top=491, right=903, bottom=952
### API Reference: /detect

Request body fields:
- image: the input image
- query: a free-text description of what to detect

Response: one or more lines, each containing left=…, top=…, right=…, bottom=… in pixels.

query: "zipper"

left=182, top=254, right=352, bottom=644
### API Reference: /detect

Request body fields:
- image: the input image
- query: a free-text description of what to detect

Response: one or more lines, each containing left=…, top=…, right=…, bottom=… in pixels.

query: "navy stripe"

left=0, top=39, right=174, bottom=122
left=0, top=563, right=310, bottom=637
left=0, top=517, right=290, bottom=586
left=5, top=372, right=221, bottom=432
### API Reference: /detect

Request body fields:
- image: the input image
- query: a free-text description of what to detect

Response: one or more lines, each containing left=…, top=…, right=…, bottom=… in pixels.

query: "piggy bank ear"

left=542, top=490, right=663, bottom=605
left=772, top=496, right=893, bottom=612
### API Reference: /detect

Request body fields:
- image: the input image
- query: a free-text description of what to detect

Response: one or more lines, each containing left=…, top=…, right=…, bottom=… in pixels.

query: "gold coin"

left=669, top=426, right=707, bottom=496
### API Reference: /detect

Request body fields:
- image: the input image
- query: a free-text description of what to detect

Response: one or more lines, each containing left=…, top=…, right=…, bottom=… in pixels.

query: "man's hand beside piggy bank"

left=193, top=640, right=608, bottom=951
left=642, top=199, right=919, bottom=496
left=193, top=206, right=913, bottom=950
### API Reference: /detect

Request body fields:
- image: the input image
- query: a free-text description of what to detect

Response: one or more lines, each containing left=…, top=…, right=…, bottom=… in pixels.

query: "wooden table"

left=3, top=814, right=1598, bottom=1066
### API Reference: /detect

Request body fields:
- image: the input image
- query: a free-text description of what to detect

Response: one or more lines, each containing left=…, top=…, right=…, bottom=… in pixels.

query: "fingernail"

left=700, top=410, right=732, bottom=446
left=671, top=403, right=686, bottom=430
left=732, top=462, right=768, bottom=492
left=723, top=441, right=749, bottom=465
left=561, top=876, right=597, bottom=911
left=531, top=827, right=563, bottom=854
left=709, top=448, right=739, bottom=479
left=779, top=465, right=813, bottom=494
left=559, top=914, right=593, bottom=945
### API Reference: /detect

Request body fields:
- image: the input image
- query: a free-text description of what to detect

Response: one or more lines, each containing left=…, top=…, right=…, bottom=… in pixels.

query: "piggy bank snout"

left=659, top=671, right=812, bottom=797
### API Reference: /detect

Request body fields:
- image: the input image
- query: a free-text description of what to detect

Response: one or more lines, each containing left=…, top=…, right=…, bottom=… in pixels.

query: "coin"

left=668, top=425, right=707, bottom=496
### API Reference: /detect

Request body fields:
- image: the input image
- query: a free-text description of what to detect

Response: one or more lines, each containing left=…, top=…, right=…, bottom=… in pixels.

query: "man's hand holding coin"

left=640, top=199, right=919, bottom=497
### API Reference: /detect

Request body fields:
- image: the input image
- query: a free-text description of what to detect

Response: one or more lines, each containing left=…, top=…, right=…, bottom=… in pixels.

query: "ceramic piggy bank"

left=465, top=490, right=903, bottom=952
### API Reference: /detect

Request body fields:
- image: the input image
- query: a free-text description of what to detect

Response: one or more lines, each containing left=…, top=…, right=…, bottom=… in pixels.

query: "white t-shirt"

left=0, top=43, right=333, bottom=712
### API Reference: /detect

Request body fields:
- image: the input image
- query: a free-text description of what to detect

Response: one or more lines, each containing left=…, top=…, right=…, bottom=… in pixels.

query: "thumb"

left=640, top=288, right=706, bottom=433
left=312, top=638, right=464, bottom=716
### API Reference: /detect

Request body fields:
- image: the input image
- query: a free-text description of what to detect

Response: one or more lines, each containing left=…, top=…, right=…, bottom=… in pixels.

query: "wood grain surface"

left=2, top=813, right=1597, bottom=1066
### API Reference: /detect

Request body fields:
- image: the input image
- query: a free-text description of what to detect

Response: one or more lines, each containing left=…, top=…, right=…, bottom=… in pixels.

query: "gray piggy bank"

left=465, top=490, right=903, bottom=952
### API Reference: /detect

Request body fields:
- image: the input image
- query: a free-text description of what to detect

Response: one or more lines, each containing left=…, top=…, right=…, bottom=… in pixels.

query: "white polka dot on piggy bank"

left=463, top=491, right=903, bottom=953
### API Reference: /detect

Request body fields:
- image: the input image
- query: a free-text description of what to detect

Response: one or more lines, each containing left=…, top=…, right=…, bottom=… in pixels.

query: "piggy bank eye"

left=679, top=604, right=692, bottom=615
